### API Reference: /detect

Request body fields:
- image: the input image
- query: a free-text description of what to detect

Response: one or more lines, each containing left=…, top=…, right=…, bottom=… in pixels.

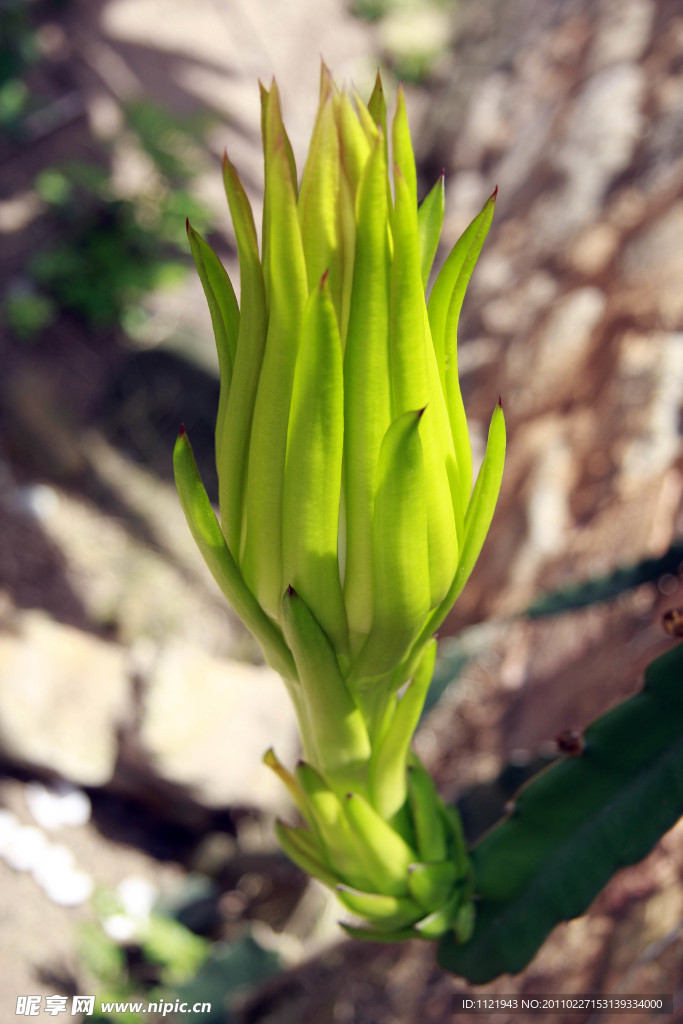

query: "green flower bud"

left=174, top=65, right=505, bottom=941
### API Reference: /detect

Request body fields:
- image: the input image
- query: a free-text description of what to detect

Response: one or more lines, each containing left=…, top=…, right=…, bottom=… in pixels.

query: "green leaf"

left=439, top=642, right=683, bottom=982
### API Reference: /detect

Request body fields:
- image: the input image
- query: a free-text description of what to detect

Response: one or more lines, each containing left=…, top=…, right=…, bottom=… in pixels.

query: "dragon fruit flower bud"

left=173, top=65, right=505, bottom=941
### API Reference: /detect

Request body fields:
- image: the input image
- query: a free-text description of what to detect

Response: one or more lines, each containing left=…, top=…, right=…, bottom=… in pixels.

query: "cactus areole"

left=174, top=65, right=505, bottom=942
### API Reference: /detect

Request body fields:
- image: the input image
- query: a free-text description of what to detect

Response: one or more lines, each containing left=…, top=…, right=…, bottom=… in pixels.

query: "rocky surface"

left=0, top=611, right=130, bottom=786
left=140, top=642, right=298, bottom=811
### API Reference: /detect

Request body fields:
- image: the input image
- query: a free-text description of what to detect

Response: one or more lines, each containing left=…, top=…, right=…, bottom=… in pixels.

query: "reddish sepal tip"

left=497, top=394, right=503, bottom=408
left=286, top=584, right=297, bottom=598
left=491, top=184, right=499, bottom=200
left=178, top=423, right=186, bottom=438
left=556, top=730, right=584, bottom=756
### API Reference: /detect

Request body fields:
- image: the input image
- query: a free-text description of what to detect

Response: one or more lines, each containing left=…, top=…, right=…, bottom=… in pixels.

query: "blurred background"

left=1, top=0, right=682, bottom=1020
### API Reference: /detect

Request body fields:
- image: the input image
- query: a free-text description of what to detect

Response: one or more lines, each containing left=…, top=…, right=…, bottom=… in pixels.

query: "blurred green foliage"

left=526, top=541, right=683, bottom=618
left=80, top=901, right=280, bottom=1024
left=24, top=155, right=202, bottom=331
left=1, top=3, right=213, bottom=342
left=0, top=0, right=37, bottom=133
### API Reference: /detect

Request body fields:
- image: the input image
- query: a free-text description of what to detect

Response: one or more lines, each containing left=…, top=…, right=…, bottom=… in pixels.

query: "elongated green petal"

left=219, top=154, right=267, bottom=558
left=336, top=885, right=421, bottom=931
left=173, top=429, right=295, bottom=680
left=390, top=161, right=464, bottom=592
left=428, top=190, right=496, bottom=365
left=369, top=640, right=437, bottom=820
left=281, top=587, right=370, bottom=777
left=343, top=132, right=392, bottom=648
left=420, top=405, right=460, bottom=610
left=268, top=79, right=299, bottom=200
left=389, top=165, right=427, bottom=417
left=422, top=303, right=465, bottom=550
left=186, top=221, right=239, bottom=385
left=366, top=70, right=388, bottom=167
left=242, top=137, right=308, bottom=617
left=186, top=222, right=239, bottom=477
left=433, top=400, right=506, bottom=630
left=367, top=70, right=387, bottom=139
left=352, top=410, right=430, bottom=681
left=391, top=85, right=416, bottom=207
left=283, top=275, right=348, bottom=660
left=298, top=93, right=342, bottom=310
left=352, top=85, right=380, bottom=145
left=343, top=791, right=416, bottom=896
left=389, top=169, right=459, bottom=604
left=460, top=400, right=506, bottom=571
left=336, top=150, right=356, bottom=346
left=417, top=174, right=445, bottom=288
left=335, top=91, right=371, bottom=197
left=260, top=81, right=298, bottom=281
left=428, top=190, right=496, bottom=501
